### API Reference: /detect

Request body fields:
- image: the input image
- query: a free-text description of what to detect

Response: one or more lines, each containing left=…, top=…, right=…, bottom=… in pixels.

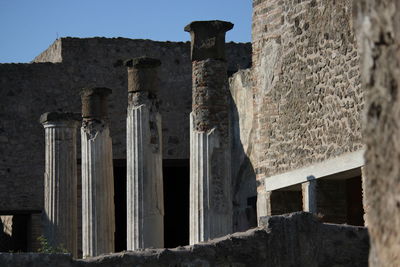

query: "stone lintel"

left=125, top=57, right=161, bottom=94
left=40, top=112, right=81, bottom=125
left=81, top=87, right=112, bottom=120
left=184, top=20, right=234, bottom=61
left=263, top=150, right=365, bottom=191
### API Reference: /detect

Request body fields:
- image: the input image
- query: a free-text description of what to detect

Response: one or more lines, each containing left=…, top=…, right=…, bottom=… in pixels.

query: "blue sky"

left=0, top=1, right=252, bottom=63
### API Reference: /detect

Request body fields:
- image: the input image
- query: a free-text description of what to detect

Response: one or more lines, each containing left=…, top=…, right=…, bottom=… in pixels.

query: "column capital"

left=40, top=112, right=81, bottom=127
left=184, top=20, right=234, bottom=61
left=81, top=87, right=112, bottom=120
left=125, top=57, right=161, bottom=94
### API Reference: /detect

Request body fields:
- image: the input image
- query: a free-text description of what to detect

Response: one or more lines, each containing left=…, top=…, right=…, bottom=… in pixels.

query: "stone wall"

left=0, top=212, right=369, bottom=267
left=251, top=0, right=364, bottom=193
left=353, top=0, right=400, bottom=265
left=0, top=63, right=66, bottom=211
left=0, top=37, right=251, bottom=212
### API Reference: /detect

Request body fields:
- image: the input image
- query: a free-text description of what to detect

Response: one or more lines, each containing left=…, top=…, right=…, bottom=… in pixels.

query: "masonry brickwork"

left=251, top=0, right=364, bottom=197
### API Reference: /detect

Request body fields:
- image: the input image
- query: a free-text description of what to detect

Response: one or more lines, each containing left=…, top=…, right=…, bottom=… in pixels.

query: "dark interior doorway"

left=0, top=214, right=29, bottom=252
left=113, top=158, right=190, bottom=250
left=163, top=159, right=190, bottom=248
left=346, top=176, right=364, bottom=226
left=114, top=159, right=127, bottom=252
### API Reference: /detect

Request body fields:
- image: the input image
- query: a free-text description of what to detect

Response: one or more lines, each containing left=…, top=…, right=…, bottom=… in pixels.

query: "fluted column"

left=125, top=57, right=164, bottom=250
left=40, top=112, right=80, bottom=257
left=185, top=20, right=234, bottom=244
left=81, top=87, right=115, bottom=257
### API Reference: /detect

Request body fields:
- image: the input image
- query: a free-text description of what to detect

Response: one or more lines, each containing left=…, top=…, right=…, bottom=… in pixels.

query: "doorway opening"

left=113, top=158, right=190, bottom=250
left=114, top=159, right=127, bottom=252
left=163, top=159, right=190, bottom=248
left=0, top=213, right=30, bottom=252
left=346, top=175, right=364, bottom=226
left=317, top=170, right=365, bottom=226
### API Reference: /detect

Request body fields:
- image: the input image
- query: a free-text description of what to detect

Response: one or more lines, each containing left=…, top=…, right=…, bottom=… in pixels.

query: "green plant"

left=37, top=235, right=68, bottom=253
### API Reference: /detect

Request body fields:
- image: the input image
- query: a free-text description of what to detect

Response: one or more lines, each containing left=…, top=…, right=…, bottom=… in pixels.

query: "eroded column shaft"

left=81, top=87, right=115, bottom=257
left=41, top=112, right=79, bottom=256
left=126, top=57, right=164, bottom=250
left=186, top=20, right=234, bottom=244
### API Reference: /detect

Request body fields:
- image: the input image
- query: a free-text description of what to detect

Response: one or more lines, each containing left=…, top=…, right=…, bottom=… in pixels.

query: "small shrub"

left=37, top=235, right=69, bottom=253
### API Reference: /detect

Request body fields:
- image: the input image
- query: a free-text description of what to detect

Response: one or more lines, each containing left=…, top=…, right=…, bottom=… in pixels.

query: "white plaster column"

left=190, top=118, right=232, bottom=243
left=185, top=20, right=234, bottom=244
left=302, top=180, right=317, bottom=213
left=125, top=57, right=164, bottom=250
left=81, top=87, right=115, bottom=257
left=256, top=189, right=270, bottom=226
left=40, top=112, right=80, bottom=257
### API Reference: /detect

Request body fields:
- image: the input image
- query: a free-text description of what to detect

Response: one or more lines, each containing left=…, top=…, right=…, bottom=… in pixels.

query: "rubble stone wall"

left=251, top=0, right=364, bottom=192
left=0, top=212, right=369, bottom=267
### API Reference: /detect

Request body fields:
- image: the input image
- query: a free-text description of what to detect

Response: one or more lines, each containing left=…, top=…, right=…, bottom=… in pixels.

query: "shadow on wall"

left=229, top=69, right=257, bottom=232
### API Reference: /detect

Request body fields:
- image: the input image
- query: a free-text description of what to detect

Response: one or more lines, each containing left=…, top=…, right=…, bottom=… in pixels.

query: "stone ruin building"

left=0, top=0, right=399, bottom=266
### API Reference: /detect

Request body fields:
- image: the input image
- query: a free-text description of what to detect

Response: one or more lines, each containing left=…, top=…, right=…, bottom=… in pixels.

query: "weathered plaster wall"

left=251, top=0, right=363, bottom=193
left=229, top=69, right=257, bottom=231
left=0, top=37, right=251, bottom=212
left=0, top=212, right=369, bottom=267
left=353, top=0, right=400, bottom=265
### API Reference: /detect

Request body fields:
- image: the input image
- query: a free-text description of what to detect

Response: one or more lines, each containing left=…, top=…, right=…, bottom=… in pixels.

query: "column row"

left=40, top=20, right=235, bottom=257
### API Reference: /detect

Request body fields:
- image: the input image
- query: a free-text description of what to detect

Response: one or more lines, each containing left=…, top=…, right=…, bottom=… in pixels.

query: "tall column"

left=81, top=87, right=115, bottom=257
left=125, top=57, right=164, bottom=250
left=185, top=20, right=234, bottom=244
left=40, top=112, right=79, bottom=256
